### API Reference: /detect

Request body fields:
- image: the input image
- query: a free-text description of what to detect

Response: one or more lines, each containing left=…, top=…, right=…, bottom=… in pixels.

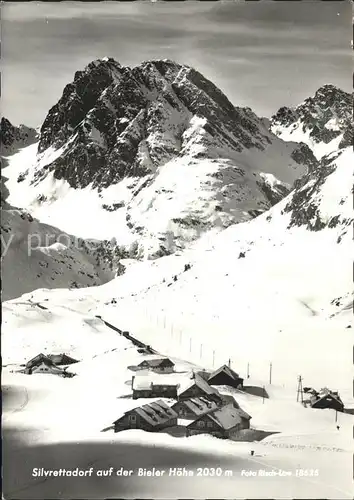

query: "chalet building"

left=47, top=353, right=79, bottom=365
left=24, top=353, right=75, bottom=377
left=310, top=389, right=344, bottom=412
left=208, top=364, right=244, bottom=390
left=187, top=403, right=251, bottom=439
left=135, top=358, right=175, bottom=374
left=25, top=353, right=58, bottom=374
left=113, top=400, right=178, bottom=432
left=25, top=353, right=53, bottom=369
left=171, top=396, right=219, bottom=420
left=132, top=376, right=179, bottom=400
left=178, top=373, right=221, bottom=402
left=30, top=362, right=66, bottom=376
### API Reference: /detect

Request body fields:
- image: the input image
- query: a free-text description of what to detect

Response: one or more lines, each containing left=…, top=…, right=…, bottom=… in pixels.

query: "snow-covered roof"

left=208, top=364, right=241, bottom=381
left=207, top=404, right=246, bottom=430
left=234, top=406, right=251, bottom=420
left=132, top=377, right=152, bottom=390
left=177, top=396, right=219, bottom=416
left=26, top=353, right=56, bottom=368
left=121, top=399, right=177, bottom=427
left=219, top=394, right=240, bottom=408
left=178, top=373, right=220, bottom=397
left=138, top=357, right=174, bottom=368
left=311, top=390, right=343, bottom=406
left=132, top=375, right=179, bottom=391
left=47, top=353, right=78, bottom=365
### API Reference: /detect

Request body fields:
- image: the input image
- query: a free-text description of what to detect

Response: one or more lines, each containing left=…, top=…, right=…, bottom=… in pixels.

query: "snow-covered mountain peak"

left=4, top=58, right=318, bottom=256
left=270, top=85, right=352, bottom=159
left=33, top=57, right=313, bottom=188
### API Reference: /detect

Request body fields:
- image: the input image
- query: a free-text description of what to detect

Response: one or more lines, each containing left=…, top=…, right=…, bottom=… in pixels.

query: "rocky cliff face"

left=270, top=84, right=352, bottom=158
left=269, top=85, right=352, bottom=234
left=5, top=58, right=319, bottom=258
left=0, top=118, right=38, bottom=157
left=283, top=147, right=352, bottom=235
left=32, top=58, right=314, bottom=190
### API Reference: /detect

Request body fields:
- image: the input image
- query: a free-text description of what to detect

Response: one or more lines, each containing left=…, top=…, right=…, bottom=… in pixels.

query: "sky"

left=2, top=1, right=352, bottom=128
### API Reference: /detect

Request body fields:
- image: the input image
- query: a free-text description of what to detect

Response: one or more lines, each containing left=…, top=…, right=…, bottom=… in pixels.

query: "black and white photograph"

left=1, top=1, right=353, bottom=498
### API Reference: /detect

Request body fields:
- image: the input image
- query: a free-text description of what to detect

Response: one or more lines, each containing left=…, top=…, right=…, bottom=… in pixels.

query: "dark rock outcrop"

left=34, top=58, right=312, bottom=192
left=0, top=118, right=38, bottom=157
left=271, top=84, right=352, bottom=150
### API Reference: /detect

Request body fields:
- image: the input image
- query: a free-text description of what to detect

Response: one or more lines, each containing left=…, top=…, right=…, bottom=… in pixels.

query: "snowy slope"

left=2, top=149, right=353, bottom=498
left=3, top=58, right=316, bottom=256
left=2, top=280, right=353, bottom=498
left=23, top=144, right=349, bottom=396
left=3, top=143, right=352, bottom=394
left=1, top=203, right=132, bottom=301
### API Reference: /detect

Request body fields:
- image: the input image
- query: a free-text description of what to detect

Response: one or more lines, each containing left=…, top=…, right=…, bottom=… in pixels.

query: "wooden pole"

left=247, top=362, right=250, bottom=379
left=262, top=385, right=265, bottom=404
left=297, top=375, right=303, bottom=402
left=269, top=362, right=272, bottom=384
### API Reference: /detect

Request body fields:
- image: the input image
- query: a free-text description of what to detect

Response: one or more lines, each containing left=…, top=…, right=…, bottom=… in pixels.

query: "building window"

left=129, top=414, right=137, bottom=422
left=197, top=420, right=205, bottom=428
left=207, top=421, right=213, bottom=428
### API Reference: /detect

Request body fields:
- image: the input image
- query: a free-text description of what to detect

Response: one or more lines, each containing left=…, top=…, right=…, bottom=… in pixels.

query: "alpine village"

left=17, top=325, right=345, bottom=442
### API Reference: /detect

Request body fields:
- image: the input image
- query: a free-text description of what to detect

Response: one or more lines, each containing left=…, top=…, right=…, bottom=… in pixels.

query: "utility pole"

left=262, top=385, right=265, bottom=404
left=297, top=375, right=304, bottom=403
left=247, top=362, right=250, bottom=379
left=269, top=362, right=272, bottom=385
left=335, top=410, right=338, bottom=423
left=228, top=358, right=231, bottom=368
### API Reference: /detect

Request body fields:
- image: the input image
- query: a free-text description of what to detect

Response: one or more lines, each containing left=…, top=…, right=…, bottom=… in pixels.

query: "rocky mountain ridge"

left=1, top=60, right=351, bottom=299
left=0, top=118, right=38, bottom=158
left=8, top=57, right=320, bottom=258
left=270, top=84, right=352, bottom=158
left=32, top=57, right=316, bottom=191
